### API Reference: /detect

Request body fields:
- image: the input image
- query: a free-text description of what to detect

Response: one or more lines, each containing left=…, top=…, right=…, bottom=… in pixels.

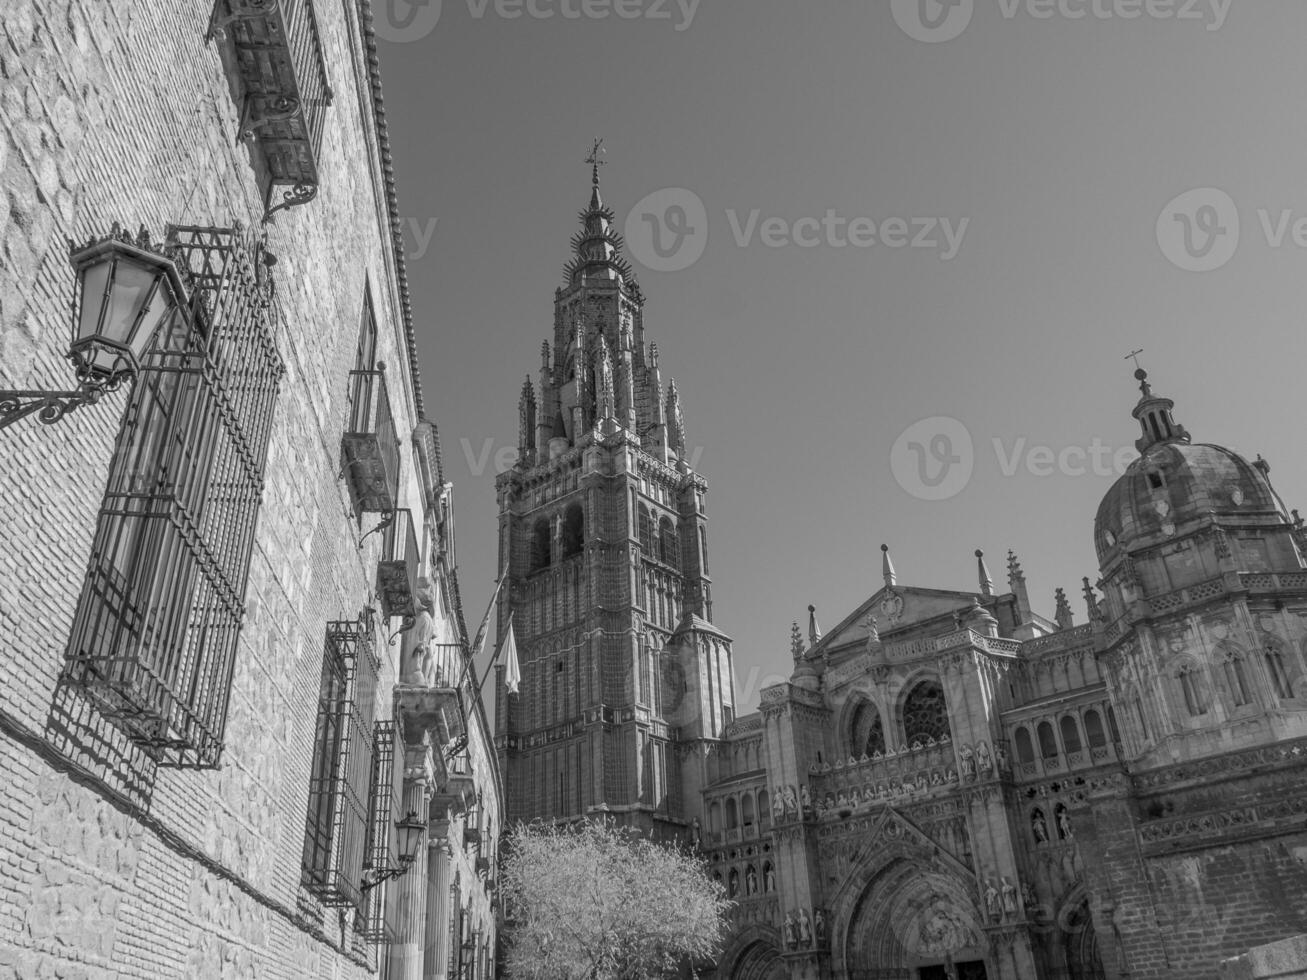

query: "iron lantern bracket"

left=0, top=384, right=106, bottom=431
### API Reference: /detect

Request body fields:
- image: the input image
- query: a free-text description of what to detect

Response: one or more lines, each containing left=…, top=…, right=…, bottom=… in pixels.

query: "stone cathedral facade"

left=493, top=171, right=1307, bottom=980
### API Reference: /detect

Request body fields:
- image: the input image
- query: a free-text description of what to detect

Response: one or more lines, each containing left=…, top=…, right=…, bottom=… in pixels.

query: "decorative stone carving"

left=1001, top=877, right=1018, bottom=916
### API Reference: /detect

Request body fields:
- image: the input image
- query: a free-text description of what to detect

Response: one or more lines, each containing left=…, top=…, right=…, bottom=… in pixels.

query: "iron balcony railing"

left=342, top=367, right=400, bottom=515
left=208, top=0, right=334, bottom=219
left=377, top=509, right=420, bottom=622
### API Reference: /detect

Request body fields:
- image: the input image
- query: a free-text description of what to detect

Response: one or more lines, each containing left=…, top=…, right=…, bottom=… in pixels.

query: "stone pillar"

left=387, top=777, right=431, bottom=980
left=424, top=841, right=452, bottom=980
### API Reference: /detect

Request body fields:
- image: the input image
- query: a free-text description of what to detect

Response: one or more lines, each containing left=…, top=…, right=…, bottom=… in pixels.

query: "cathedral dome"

left=1094, top=441, right=1281, bottom=560
left=1093, top=368, right=1287, bottom=561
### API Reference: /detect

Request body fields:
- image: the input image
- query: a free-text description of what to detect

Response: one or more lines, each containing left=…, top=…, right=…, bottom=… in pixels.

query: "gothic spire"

left=808, top=604, right=822, bottom=644
left=564, top=140, right=634, bottom=286
left=518, top=375, right=536, bottom=463
left=1054, top=587, right=1074, bottom=629
left=1082, top=576, right=1102, bottom=622
left=790, top=622, right=804, bottom=661
left=975, top=549, right=994, bottom=597
left=666, top=379, right=687, bottom=455
left=881, top=544, right=897, bottom=588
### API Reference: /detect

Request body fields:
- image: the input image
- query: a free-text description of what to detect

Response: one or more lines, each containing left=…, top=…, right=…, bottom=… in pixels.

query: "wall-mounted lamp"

left=361, top=809, right=427, bottom=891
left=1, top=224, right=189, bottom=431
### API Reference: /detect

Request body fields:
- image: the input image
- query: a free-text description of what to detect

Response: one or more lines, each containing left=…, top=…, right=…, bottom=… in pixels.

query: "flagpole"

left=457, top=563, right=508, bottom=694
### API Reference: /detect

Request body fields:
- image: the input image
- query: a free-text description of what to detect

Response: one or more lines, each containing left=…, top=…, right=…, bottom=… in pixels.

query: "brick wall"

left=0, top=1, right=443, bottom=977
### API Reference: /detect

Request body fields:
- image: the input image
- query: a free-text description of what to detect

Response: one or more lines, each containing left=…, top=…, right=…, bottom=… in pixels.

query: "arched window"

left=1015, top=727, right=1035, bottom=764
left=708, top=801, right=721, bottom=834
left=902, top=679, right=950, bottom=746
left=848, top=700, right=886, bottom=758
left=758, top=790, right=770, bottom=829
left=638, top=505, right=654, bottom=555
left=1060, top=716, right=1082, bottom=754
left=1083, top=710, right=1106, bottom=748
left=1265, top=643, right=1293, bottom=699
left=530, top=518, right=550, bottom=571
left=725, top=797, right=738, bottom=830
left=1223, top=651, right=1251, bottom=706
left=1037, top=721, right=1059, bottom=759
left=741, top=793, right=755, bottom=830
left=561, top=504, right=584, bottom=558
left=658, top=516, right=679, bottom=568
left=1177, top=663, right=1208, bottom=716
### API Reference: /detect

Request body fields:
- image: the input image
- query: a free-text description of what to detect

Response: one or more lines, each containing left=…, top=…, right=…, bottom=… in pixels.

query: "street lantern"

left=0, top=224, right=189, bottom=430
left=362, top=809, right=427, bottom=892
left=395, top=809, right=427, bottom=867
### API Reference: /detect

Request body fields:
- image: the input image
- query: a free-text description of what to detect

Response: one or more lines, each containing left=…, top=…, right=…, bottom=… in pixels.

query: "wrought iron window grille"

left=207, top=0, right=334, bottom=221
left=301, top=615, right=381, bottom=910
left=61, top=224, right=283, bottom=769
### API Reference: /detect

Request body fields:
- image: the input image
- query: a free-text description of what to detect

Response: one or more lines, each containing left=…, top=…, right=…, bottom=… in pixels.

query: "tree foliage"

left=501, top=820, right=731, bottom=980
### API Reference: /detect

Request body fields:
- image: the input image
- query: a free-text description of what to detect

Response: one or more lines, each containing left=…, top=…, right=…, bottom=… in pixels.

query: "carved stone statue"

left=1001, top=877, right=1019, bottom=916
left=772, top=791, right=785, bottom=820
left=798, top=909, right=813, bottom=946
left=984, top=880, right=1001, bottom=919
left=815, top=908, right=828, bottom=946
left=959, top=743, right=976, bottom=778
left=784, top=911, right=799, bottom=949
left=995, top=743, right=1010, bottom=772
left=800, top=784, right=812, bottom=810
left=782, top=785, right=798, bottom=818
left=977, top=740, right=993, bottom=774
left=746, top=866, right=758, bottom=895
left=689, top=817, right=701, bottom=849
left=1057, top=807, right=1074, bottom=840
left=1021, top=878, right=1037, bottom=912
left=402, top=581, right=437, bottom=685
left=1032, top=809, right=1050, bottom=843
left=765, top=865, right=776, bottom=893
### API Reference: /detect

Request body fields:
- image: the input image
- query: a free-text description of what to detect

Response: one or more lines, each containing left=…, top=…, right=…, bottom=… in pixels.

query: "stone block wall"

left=0, top=0, right=438, bottom=977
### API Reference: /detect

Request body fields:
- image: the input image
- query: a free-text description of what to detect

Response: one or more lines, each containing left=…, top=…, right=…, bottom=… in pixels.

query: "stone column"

left=424, top=841, right=452, bottom=980
left=387, top=777, right=431, bottom=980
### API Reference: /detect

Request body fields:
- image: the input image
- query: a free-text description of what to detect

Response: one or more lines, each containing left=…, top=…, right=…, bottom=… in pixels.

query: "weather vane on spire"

left=585, top=137, right=607, bottom=186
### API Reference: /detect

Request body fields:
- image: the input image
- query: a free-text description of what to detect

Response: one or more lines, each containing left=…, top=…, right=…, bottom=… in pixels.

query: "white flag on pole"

left=502, top=618, right=521, bottom=696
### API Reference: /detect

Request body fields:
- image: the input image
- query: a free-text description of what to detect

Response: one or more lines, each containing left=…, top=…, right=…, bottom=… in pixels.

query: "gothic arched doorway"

left=839, top=857, right=988, bottom=979
left=731, top=941, right=787, bottom=980
left=1061, top=897, right=1105, bottom=979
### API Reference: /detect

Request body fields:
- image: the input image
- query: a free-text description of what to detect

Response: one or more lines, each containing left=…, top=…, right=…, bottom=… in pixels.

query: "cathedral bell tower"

left=493, top=147, right=736, bottom=834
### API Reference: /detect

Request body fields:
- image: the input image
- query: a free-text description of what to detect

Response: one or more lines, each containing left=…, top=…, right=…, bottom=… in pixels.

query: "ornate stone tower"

left=493, top=154, right=736, bottom=834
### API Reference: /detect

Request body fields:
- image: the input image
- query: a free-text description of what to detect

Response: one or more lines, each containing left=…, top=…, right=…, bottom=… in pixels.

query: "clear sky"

left=377, top=0, right=1307, bottom=711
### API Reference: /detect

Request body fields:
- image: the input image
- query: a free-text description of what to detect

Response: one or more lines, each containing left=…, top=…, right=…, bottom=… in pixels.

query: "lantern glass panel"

left=74, top=250, right=180, bottom=381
